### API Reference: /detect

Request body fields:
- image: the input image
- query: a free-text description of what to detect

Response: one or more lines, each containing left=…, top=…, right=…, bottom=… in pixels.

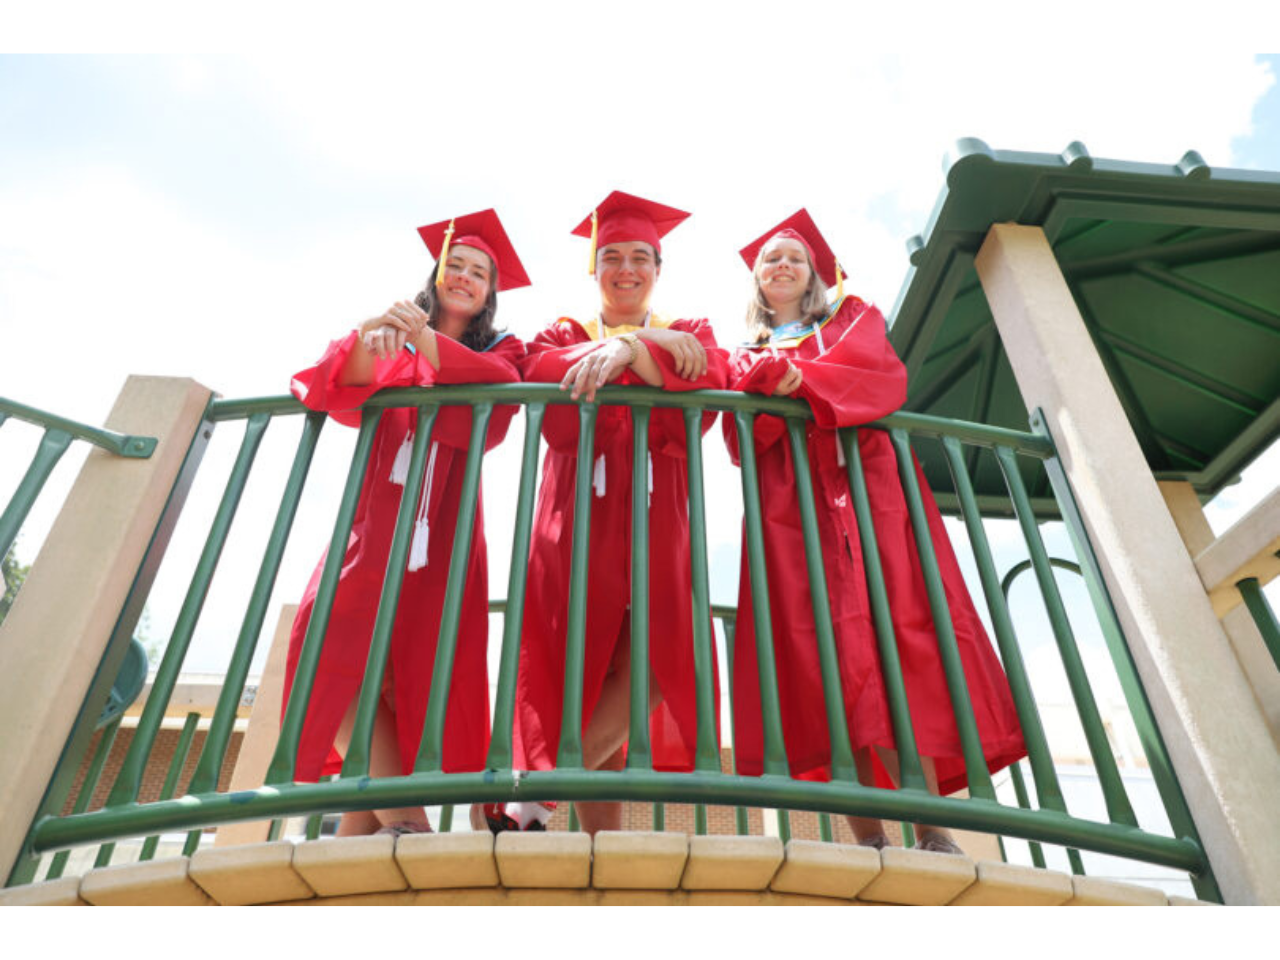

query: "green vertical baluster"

left=568, top=805, right=581, bottom=833
left=940, top=436, right=1069, bottom=813
left=346, top=405, right=437, bottom=777
left=487, top=403, right=545, bottom=770
left=785, top=419, right=857, bottom=783
left=901, top=822, right=916, bottom=848
left=416, top=403, right=493, bottom=771
left=1238, top=579, right=1280, bottom=671
left=819, top=814, right=834, bottom=843
left=0, top=428, right=72, bottom=563
left=720, top=612, right=750, bottom=836
left=889, top=428, right=995, bottom=801
left=305, top=813, right=324, bottom=840
left=555, top=403, right=598, bottom=771
left=994, top=444, right=1137, bottom=826
left=267, top=819, right=284, bottom=842
left=438, top=805, right=454, bottom=833
left=626, top=405, right=653, bottom=770
left=652, top=803, right=665, bottom=831
left=1007, top=761, right=1047, bottom=869
left=161, top=714, right=205, bottom=858
left=45, top=719, right=122, bottom=880
left=695, top=806, right=708, bottom=836
left=183, top=412, right=324, bottom=838
left=839, top=429, right=927, bottom=792
left=105, top=414, right=270, bottom=812
left=684, top=408, right=720, bottom=773
left=269, top=408, right=381, bottom=784
left=733, top=412, right=789, bottom=775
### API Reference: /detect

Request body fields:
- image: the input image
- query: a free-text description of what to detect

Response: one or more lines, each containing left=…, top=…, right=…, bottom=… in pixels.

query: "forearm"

left=410, top=327, right=440, bottom=371
left=336, top=331, right=378, bottom=386
left=628, top=341, right=664, bottom=387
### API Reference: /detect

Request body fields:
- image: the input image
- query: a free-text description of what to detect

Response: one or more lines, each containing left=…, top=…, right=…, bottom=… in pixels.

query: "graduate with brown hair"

left=284, top=209, right=529, bottom=835
left=511, top=192, right=728, bottom=835
left=725, top=209, right=1026, bottom=853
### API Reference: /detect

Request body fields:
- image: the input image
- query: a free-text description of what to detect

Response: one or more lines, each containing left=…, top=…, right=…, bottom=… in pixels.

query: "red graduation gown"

left=284, top=330, right=525, bottom=780
left=725, top=297, right=1025, bottom=795
left=515, top=316, right=728, bottom=773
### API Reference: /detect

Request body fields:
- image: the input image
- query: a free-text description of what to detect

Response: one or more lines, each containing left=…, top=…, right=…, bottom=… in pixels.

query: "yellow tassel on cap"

left=435, top=219, right=456, bottom=288
left=587, top=210, right=599, bottom=276
left=835, top=258, right=844, bottom=301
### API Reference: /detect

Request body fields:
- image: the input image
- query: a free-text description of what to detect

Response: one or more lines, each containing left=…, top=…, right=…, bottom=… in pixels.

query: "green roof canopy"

left=888, top=139, right=1280, bottom=515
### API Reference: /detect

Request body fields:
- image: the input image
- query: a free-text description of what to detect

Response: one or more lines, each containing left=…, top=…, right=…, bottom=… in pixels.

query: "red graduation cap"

left=572, top=190, right=690, bottom=274
left=417, top=208, right=531, bottom=292
left=739, top=208, right=846, bottom=295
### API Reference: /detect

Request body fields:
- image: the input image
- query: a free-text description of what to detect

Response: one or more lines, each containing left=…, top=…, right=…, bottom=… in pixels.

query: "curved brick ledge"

left=0, top=832, right=1216, bottom=906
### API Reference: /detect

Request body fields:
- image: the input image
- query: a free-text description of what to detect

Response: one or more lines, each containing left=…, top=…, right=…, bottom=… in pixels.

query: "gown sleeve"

left=290, top=328, right=525, bottom=450
left=790, top=300, right=907, bottom=428
left=646, top=319, right=729, bottom=457
left=723, top=348, right=790, bottom=464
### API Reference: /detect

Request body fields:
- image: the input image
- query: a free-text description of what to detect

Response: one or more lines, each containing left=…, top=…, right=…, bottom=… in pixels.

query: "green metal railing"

left=0, top=396, right=157, bottom=570
left=8, top=385, right=1221, bottom=900
left=1237, top=577, right=1280, bottom=672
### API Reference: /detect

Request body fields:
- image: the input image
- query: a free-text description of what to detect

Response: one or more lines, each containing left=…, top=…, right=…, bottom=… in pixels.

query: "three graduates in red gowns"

left=283, top=195, right=1025, bottom=846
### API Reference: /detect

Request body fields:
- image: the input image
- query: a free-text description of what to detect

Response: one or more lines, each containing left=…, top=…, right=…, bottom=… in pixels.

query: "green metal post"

left=652, top=803, right=665, bottom=831
left=164, top=714, right=205, bottom=858
left=346, top=405, right=437, bottom=777
left=626, top=405, right=653, bottom=771
left=45, top=719, right=122, bottom=881
left=438, top=805, right=454, bottom=833
left=1007, top=762, right=1047, bottom=868
left=889, top=428, right=995, bottom=801
left=0, top=428, right=72, bottom=564
left=684, top=408, right=721, bottom=773
left=819, top=813, right=834, bottom=843
left=487, top=403, right=545, bottom=771
left=839, top=429, right=927, bottom=792
left=785, top=419, right=857, bottom=783
left=555, top=403, right=598, bottom=771
left=695, top=805, right=708, bottom=836
left=776, top=809, right=791, bottom=844
left=1237, top=578, right=1280, bottom=671
left=733, top=411, right=790, bottom=775
left=416, top=404, right=494, bottom=771
left=269, top=408, right=381, bottom=785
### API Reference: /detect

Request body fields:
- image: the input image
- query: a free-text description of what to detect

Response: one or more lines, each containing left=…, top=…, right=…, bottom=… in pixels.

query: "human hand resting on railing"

left=773, top=360, right=803, bottom=396
left=560, top=337, right=640, bottom=402
left=635, top=328, right=707, bottom=380
left=360, top=301, right=431, bottom=360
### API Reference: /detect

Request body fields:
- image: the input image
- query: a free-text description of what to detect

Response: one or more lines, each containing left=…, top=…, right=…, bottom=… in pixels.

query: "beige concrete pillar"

left=214, top=604, right=297, bottom=846
left=1160, top=481, right=1280, bottom=744
left=0, top=376, right=212, bottom=881
left=975, top=224, right=1280, bottom=904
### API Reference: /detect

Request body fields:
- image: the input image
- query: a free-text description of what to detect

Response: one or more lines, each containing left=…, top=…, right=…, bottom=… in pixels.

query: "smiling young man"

left=508, top=192, right=726, bottom=835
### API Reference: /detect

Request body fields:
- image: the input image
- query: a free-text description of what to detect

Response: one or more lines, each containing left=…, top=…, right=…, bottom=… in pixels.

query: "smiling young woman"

left=283, top=209, right=530, bottom=837
left=725, top=209, right=1026, bottom=854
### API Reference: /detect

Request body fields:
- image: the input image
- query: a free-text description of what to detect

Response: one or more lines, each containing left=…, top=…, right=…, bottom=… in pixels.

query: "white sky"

left=2, top=21, right=1278, bottom=701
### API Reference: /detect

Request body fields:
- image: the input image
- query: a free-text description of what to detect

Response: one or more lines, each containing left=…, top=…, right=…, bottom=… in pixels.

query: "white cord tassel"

left=407, top=442, right=439, bottom=572
left=647, top=452, right=653, bottom=507
left=593, top=454, right=606, bottom=498
left=390, top=432, right=413, bottom=486
left=836, top=435, right=846, bottom=467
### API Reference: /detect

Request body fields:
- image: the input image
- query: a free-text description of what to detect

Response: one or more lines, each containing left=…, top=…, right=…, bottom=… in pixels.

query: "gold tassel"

left=588, top=210, right=599, bottom=276
left=835, top=259, right=844, bottom=301
left=435, top=219, right=456, bottom=288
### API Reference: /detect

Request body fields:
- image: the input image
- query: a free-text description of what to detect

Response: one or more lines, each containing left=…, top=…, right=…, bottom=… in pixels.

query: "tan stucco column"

left=0, top=376, right=212, bottom=881
left=975, top=223, right=1280, bottom=904
left=1160, top=480, right=1280, bottom=744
